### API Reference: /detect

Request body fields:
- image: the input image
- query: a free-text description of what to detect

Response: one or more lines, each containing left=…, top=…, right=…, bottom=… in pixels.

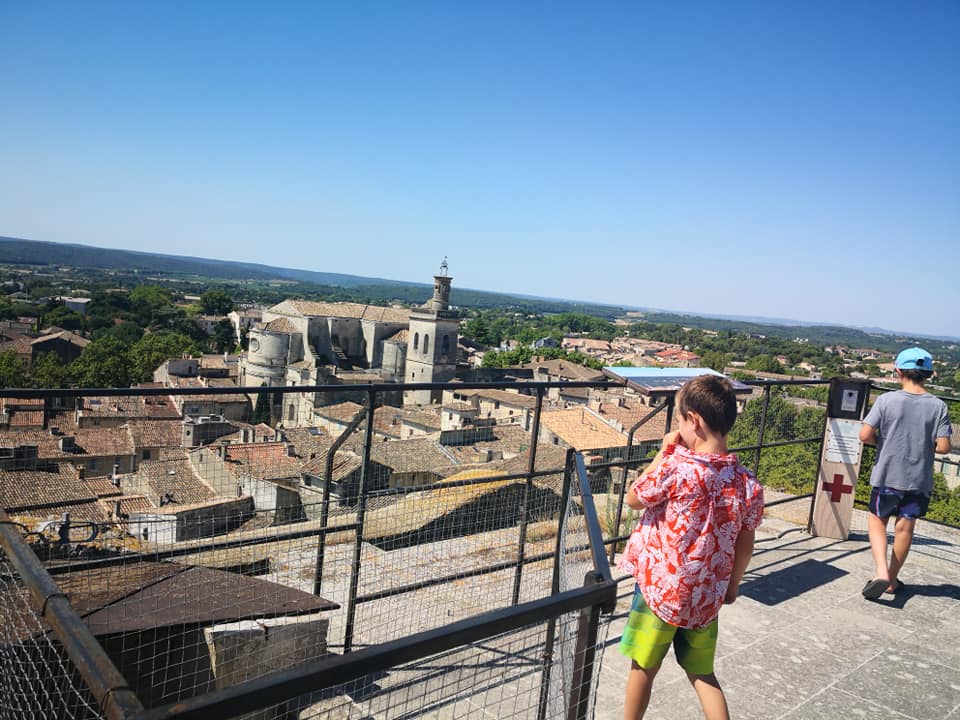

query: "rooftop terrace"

left=0, top=378, right=957, bottom=719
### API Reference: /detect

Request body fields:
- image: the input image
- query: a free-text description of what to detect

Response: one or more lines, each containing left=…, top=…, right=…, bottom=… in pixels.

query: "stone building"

left=237, top=263, right=461, bottom=424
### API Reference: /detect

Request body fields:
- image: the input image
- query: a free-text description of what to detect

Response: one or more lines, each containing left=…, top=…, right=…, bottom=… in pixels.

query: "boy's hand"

left=663, top=430, right=683, bottom=448
left=723, top=585, right=738, bottom=605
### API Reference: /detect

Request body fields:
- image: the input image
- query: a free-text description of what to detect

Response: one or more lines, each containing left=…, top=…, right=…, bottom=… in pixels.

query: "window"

left=413, top=333, right=419, bottom=350
left=142, top=449, right=151, bottom=461
left=424, top=334, right=430, bottom=354
left=442, top=335, right=450, bottom=355
left=288, top=404, right=295, bottom=421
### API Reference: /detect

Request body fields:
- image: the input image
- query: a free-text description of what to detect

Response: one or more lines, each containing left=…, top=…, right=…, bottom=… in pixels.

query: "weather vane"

left=440, top=256, right=448, bottom=276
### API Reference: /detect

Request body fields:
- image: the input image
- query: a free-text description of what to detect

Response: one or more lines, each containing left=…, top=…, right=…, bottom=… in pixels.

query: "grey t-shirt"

left=863, top=390, right=953, bottom=495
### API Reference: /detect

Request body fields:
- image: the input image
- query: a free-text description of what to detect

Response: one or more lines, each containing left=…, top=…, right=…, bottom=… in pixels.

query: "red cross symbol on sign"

left=822, top=473, right=853, bottom=503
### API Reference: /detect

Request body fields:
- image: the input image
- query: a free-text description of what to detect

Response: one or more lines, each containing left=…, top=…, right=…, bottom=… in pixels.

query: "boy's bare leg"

left=686, top=672, right=730, bottom=720
left=887, top=516, right=916, bottom=588
left=867, top=513, right=891, bottom=582
left=624, top=661, right=659, bottom=720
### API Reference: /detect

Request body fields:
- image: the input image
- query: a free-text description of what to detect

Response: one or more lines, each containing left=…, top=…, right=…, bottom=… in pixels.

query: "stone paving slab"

left=593, top=509, right=960, bottom=720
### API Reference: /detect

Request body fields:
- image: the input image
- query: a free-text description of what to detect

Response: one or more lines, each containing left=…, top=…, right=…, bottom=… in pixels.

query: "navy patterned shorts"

left=869, top=487, right=930, bottom=520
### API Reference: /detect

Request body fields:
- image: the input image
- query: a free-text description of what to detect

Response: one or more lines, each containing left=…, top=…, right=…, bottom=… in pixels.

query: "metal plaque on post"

left=809, top=379, right=871, bottom=539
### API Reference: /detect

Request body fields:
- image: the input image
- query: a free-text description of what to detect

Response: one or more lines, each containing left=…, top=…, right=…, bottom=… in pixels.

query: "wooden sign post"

left=808, top=380, right=871, bottom=540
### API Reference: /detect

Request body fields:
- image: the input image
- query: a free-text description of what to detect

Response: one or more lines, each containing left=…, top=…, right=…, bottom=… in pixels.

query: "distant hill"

left=0, top=236, right=631, bottom=317
left=0, top=236, right=419, bottom=288
left=3, top=235, right=956, bottom=353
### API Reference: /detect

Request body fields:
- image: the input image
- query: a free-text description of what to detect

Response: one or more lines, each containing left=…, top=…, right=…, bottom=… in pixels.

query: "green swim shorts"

left=619, top=587, right=718, bottom=676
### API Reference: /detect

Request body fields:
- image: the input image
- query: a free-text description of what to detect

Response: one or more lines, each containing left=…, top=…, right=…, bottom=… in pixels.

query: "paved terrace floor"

left=593, top=496, right=960, bottom=720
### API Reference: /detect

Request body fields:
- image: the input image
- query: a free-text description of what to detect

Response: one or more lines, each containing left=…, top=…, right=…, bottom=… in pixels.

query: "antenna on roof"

left=440, top=256, right=448, bottom=276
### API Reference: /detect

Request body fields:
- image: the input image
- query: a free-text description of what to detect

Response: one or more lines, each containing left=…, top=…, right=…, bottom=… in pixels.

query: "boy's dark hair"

left=899, top=368, right=933, bottom=383
left=676, top=375, right=738, bottom=436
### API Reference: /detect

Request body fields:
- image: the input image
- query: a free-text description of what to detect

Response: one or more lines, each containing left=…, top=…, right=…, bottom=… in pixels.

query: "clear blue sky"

left=2, top=2, right=958, bottom=338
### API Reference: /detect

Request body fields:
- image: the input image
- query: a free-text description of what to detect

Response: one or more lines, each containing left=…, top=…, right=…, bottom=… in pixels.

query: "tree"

left=0, top=350, right=28, bottom=388
left=211, top=319, right=236, bottom=354
left=41, top=305, right=86, bottom=332
left=252, top=385, right=272, bottom=425
left=29, top=351, right=70, bottom=388
left=746, top=355, right=784, bottom=373
left=130, top=332, right=200, bottom=382
left=129, top=285, right=173, bottom=326
left=71, top=336, right=134, bottom=388
left=200, top=289, right=234, bottom=315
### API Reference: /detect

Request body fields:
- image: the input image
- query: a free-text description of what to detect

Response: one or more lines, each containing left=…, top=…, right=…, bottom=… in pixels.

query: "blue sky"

left=2, top=2, right=958, bottom=338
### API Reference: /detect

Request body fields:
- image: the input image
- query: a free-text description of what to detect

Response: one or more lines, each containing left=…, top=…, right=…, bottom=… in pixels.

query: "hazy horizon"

left=5, top=234, right=957, bottom=343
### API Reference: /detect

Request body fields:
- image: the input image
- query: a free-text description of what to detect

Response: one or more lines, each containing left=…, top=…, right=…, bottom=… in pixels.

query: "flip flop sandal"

left=884, top=580, right=906, bottom=594
left=862, top=578, right=887, bottom=600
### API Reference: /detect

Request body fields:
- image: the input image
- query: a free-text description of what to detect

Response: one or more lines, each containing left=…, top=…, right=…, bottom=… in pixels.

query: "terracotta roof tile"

left=0, top=465, right=97, bottom=511
left=272, top=300, right=409, bottom=324
left=221, top=442, right=301, bottom=482
left=136, top=453, right=216, bottom=504
left=126, top=420, right=184, bottom=448
left=539, top=408, right=627, bottom=450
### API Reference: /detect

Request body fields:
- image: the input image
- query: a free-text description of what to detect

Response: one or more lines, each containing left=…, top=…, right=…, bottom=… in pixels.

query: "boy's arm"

left=858, top=422, right=877, bottom=445
left=935, top=436, right=951, bottom=454
left=625, top=431, right=681, bottom=510
left=723, top=528, right=755, bottom=605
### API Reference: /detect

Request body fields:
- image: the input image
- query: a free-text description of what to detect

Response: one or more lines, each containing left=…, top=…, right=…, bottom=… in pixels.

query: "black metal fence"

left=1, top=376, right=955, bottom=719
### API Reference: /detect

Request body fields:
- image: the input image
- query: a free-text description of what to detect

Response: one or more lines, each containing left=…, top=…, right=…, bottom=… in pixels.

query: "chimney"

left=113, top=500, right=122, bottom=518
left=219, top=440, right=228, bottom=459
left=111, top=464, right=120, bottom=488
left=287, top=444, right=296, bottom=457
left=77, top=465, right=85, bottom=480
left=59, top=436, right=76, bottom=452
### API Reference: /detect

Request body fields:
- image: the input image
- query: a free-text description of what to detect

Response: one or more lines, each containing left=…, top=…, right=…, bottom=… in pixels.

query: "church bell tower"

left=404, top=259, right=458, bottom=405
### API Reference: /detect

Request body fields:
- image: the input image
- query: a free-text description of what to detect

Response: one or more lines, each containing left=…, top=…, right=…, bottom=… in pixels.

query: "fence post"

left=343, top=389, right=377, bottom=653
left=754, top=384, right=772, bottom=474
left=512, top=385, right=544, bottom=606
left=566, top=572, right=605, bottom=720
left=608, top=403, right=668, bottom=565
left=537, top=449, right=576, bottom=720
left=314, top=406, right=367, bottom=596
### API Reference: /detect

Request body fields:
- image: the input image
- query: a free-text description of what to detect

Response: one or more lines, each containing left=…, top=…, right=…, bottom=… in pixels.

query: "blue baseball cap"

left=895, top=347, right=933, bottom=371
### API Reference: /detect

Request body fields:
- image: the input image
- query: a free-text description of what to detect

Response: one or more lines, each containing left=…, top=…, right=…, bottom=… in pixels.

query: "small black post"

left=343, top=389, right=377, bottom=653
left=537, top=449, right=576, bottom=720
left=754, top=384, right=772, bottom=474
left=512, top=385, right=544, bottom=606
left=608, top=403, right=668, bottom=565
left=566, top=572, right=604, bottom=720
left=314, top=406, right=367, bottom=596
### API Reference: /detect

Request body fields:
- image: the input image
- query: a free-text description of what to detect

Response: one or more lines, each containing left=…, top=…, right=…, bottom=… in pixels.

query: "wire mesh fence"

left=1, top=377, right=954, bottom=718
left=0, top=383, right=618, bottom=719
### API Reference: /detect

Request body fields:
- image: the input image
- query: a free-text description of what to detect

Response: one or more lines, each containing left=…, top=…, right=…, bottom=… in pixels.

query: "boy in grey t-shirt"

left=858, top=347, right=953, bottom=600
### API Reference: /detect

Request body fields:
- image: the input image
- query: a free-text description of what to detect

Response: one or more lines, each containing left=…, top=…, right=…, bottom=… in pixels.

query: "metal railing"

left=0, top=380, right=620, bottom=719
left=6, top=374, right=950, bottom=717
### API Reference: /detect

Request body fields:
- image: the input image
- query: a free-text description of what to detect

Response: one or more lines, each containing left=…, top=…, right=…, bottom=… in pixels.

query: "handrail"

left=0, top=509, right=144, bottom=720
left=132, top=582, right=615, bottom=720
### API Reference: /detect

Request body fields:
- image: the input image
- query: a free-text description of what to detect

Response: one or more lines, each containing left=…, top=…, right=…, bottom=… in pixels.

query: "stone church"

left=238, top=264, right=459, bottom=424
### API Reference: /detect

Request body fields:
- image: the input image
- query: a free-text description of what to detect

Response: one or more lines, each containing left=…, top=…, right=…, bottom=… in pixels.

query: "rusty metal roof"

left=56, top=562, right=338, bottom=636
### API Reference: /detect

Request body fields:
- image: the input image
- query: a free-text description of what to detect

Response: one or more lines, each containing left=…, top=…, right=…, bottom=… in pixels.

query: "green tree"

left=252, top=385, right=271, bottom=425
left=200, top=289, right=234, bottom=315
left=41, top=305, right=86, bottom=332
left=211, top=319, right=236, bottom=354
left=71, top=336, right=134, bottom=388
left=29, top=351, right=70, bottom=389
left=129, top=285, right=173, bottom=326
left=746, top=354, right=784, bottom=373
left=0, top=350, right=28, bottom=388
left=130, top=332, right=200, bottom=382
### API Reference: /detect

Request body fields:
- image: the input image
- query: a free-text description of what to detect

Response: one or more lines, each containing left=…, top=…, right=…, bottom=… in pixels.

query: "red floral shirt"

left=617, top=444, right=764, bottom=628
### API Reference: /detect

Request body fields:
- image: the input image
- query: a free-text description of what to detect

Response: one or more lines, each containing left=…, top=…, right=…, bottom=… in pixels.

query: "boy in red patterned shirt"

left=618, top=374, right=764, bottom=720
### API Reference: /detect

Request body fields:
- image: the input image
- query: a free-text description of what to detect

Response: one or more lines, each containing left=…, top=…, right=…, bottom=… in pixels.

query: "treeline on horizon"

left=2, top=235, right=957, bottom=361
